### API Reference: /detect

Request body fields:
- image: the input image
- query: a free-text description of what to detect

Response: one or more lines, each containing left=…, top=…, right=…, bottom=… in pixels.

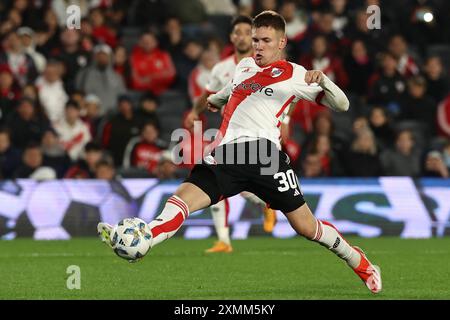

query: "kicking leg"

left=148, top=182, right=211, bottom=247
left=285, top=203, right=382, bottom=294
left=98, top=182, right=212, bottom=249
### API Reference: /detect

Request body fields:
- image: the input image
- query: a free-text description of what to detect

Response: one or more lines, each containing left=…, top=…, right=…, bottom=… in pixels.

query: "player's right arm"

left=206, top=80, right=232, bottom=112
left=185, top=63, right=225, bottom=129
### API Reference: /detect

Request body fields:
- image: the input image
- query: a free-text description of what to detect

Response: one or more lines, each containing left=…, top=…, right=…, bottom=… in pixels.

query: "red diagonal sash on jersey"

left=211, top=60, right=294, bottom=150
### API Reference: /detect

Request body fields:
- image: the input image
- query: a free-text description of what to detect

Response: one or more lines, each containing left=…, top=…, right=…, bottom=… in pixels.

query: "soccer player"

left=185, top=15, right=278, bottom=253
left=99, top=11, right=382, bottom=293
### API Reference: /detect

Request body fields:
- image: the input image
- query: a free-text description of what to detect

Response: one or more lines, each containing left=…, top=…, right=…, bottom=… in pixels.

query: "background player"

left=185, top=15, right=278, bottom=253
left=99, top=10, right=382, bottom=294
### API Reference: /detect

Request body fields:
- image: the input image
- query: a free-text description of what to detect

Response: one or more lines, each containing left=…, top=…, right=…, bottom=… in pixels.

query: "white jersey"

left=211, top=57, right=325, bottom=150
left=204, top=54, right=238, bottom=94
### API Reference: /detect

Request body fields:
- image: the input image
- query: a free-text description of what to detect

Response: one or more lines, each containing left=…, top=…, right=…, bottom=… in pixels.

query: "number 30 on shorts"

left=273, top=169, right=299, bottom=192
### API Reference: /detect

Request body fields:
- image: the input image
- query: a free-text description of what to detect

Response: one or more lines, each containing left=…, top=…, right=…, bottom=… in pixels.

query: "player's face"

left=252, top=26, right=286, bottom=67
left=230, top=23, right=252, bottom=55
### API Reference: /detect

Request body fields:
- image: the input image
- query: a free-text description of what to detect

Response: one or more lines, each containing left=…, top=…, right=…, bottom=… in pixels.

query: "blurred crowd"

left=0, top=0, right=449, bottom=181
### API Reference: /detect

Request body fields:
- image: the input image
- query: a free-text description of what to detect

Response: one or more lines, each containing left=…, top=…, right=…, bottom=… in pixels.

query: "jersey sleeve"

left=204, top=64, right=223, bottom=94
left=291, top=64, right=325, bottom=104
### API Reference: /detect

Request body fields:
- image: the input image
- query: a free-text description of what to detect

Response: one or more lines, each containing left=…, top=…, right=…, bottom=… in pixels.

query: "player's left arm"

left=300, top=69, right=350, bottom=112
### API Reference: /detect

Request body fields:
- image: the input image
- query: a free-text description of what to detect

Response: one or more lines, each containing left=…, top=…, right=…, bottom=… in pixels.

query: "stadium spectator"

left=0, top=127, right=21, bottom=179
left=65, top=142, right=104, bottom=179
left=13, top=143, right=57, bottom=179
left=423, top=150, right=449, bottom=178
left=95, top=159, right=116, bottom=180
left=6, top=97, right=50, bottom=149
left=54, top=100, right=91, bottom=161
left=129, top=32, right=176, bottom=95
left=388, top=34, right=419, bottom=78
left=305, top=134, right=343, bottom=176
left=131, top=0, right=168, bottom=28
left=165, top=0, right=207, bottom=24
left=113, top=45, right=131, bottom=88
left=123, top=122, right=166, bottom=176
left=52, top=29, right=90, bottom=94
left=330, top=0, right=349, bottom=35
left=380, top=129, right=421, bottom=177
left=135, top=93, right=161, bottom=130
left=89, top=8, right=118, bottom=48
left=35, top=60, right=68, bottom=123
left=75, top=44, right=126, bottom=115
left=302, top=112, right=345, bottom=159
left=423, top=56, right=450, bottom=104
left=299, top=34, right=348, bottom=89
left=305, top=10, right=341, bottom=55
left=35, top=9, right=61, bottom=57
left=0, top=30, right=38, bottom=88
left=173, top=39, right=204, bottom=92
left=101, top=95, right=140, bottom=166
left=300, top=152, right=325, bottom=177
left=161, top=17, right=185, bottom=61
left=40, top=128, right=71, bottom=178
left=437, top=94, right=450, bottom=139
left=368, top=52, right=406, bottom=115
left=0, top=64, right=20, bottom=123
left=17, top=27, right=46, bottom=73
left=21, top=83, right=38, bottom=101
left=279, top=0, right=308, bottom=59
left=368, top=106, right=395, bottom=149
left=155, top=150, right=189, bottom=180
left=343, top=128, right=382, bottom=177
left=200, top=0, right=236, bottom=15
left=82, top=94, right=102, bottom=139
left=345, top=8, right=385, bottom=57
left=399, top=76, right=437, bottom=134
left=344, top=40, right=374, bottom=97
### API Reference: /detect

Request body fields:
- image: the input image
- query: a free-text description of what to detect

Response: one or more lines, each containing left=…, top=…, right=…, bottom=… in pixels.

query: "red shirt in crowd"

left=130, top=46, right=176, bottom=95
left=131, top=141, right=163, bottom=174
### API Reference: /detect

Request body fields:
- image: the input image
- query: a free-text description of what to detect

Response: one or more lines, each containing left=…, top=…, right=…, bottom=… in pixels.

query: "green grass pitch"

left=0, top=237, right=449, bottom=300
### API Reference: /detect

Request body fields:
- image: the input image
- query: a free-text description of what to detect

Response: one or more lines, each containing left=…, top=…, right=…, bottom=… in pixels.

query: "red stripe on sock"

left=314, top=220, right=323, bottom=241
left=167, top=197, right=189, bottom=218
left=150, top=211, right=185, bottom=238
left=170, top=196, right=189, bottom=216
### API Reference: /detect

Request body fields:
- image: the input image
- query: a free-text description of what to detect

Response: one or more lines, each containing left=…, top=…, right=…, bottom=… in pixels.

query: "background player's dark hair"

left=253, top=10, right=286, bottom=33
left=231, top=15, right=253, bottom=29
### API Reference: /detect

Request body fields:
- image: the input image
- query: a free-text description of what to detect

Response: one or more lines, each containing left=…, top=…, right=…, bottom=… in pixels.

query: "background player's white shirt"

left=214, top=57, right=324, bottom=150
left=204, top=55, right=238, bottom=94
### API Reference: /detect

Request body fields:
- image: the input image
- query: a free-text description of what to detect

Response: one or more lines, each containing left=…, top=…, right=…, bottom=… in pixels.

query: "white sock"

left=313, top=220, right=361, bottom=268
left=211, top=200, right=231, bottom=245
left=148, top=195, right=189, bottom=247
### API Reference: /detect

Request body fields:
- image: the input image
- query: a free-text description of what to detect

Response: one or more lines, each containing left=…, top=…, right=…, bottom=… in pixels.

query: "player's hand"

left=207, top=101, right=221, bottom=113
left=280, top=123, right=290, bottom=144
left=184, top=110, right=199, bottom=129
left=305, top=70, right=324, bottom=86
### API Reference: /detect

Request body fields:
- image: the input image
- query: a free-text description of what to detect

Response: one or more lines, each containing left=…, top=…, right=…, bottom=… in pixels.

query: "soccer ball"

left=110, top=218, right=152, bottom=262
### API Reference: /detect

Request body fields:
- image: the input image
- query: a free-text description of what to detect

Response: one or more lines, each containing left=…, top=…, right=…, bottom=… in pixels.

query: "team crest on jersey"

left=271, top=68, right=284, bottom=78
